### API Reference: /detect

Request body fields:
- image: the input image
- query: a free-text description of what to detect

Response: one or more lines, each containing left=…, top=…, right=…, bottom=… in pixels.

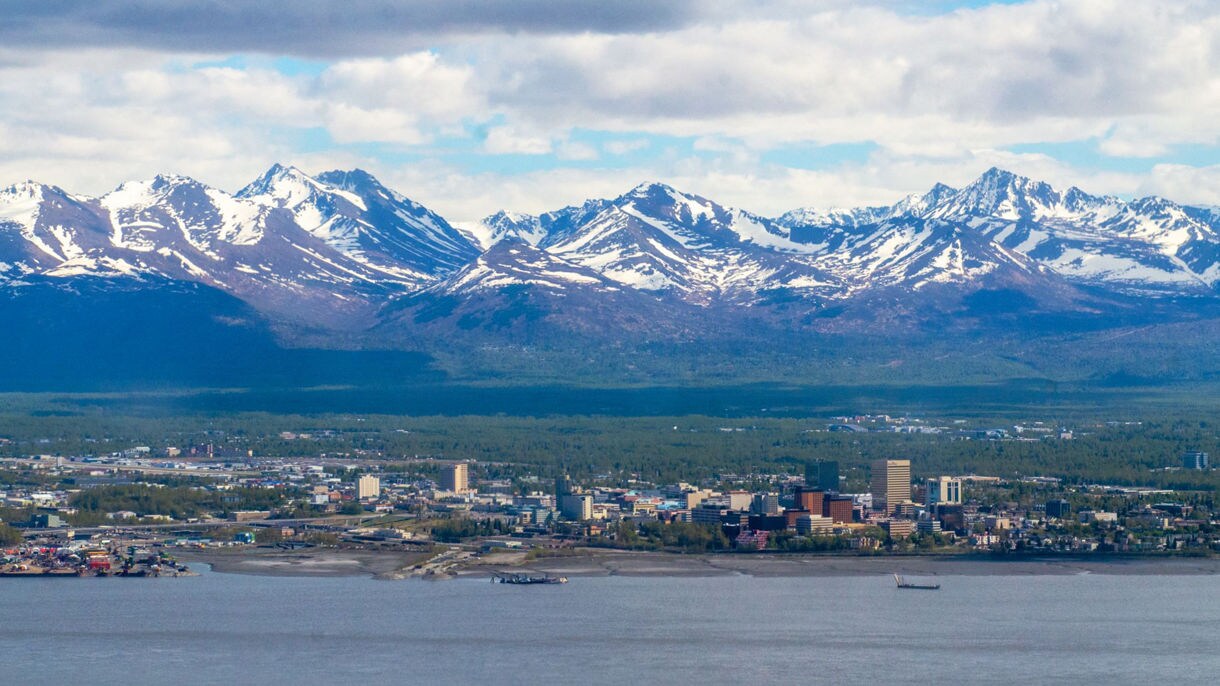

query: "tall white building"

left=926, top=476, right=962, bottom=506
left=357, top=475, right=380, bottom=500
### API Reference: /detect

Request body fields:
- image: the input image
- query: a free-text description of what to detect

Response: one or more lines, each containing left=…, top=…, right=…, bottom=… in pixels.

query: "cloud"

left=0, top=0, right=1217, bottom=218
left=318, top=53, right=482, bottom=121
left=556, top=141, right=599, bottom=161
left=357, top=146, right=1146, bottom=224
left=483, top=127, right=552, bottom=155
left=322, top=105, right=425, bottom=146
left=1139, top=164, right=1220, bottom=206
left=0, top=0, right=703, bottom=57
left=475, top=0, right=1220, bottom=154
left=604, top=139, right=650, bottom=155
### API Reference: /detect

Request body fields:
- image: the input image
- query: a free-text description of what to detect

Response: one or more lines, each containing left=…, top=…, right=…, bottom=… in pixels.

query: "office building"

left=684, top=491, right=709, bottom=509
left=1045, top=499, right=1071, bottom=519
left=689, top=505, right=726, bottom=525
left=751, top=493, right=780, bottom=516
left=926, top=476, right=962, bottom=506
left=559, top=493, right=593, bottom=521
left=794, top=488, right=825, bottom=514
left=934, top=504, right=965, bottom=531
left=1183, top=452, right=1210, bottom=470
left=871, top=459, right=911, bottom=515
left=795, top=513, right=834, bottom=535
left=357, top=475, right=380, bottom=500
left=882, top=519, right=914, bottom=539
left=726, top=490, right=753, bottom=511
left=747, top=514, right=788, bottom=531
left=805, top=460, right=840, bottom=492
left=441, top=463, right=469, bottom=493
left=823, top=495, right=854, bottom=523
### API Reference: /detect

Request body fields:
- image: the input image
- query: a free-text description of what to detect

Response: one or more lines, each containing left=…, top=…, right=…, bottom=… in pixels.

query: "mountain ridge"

left=3, top=165, right=1219, bottom=346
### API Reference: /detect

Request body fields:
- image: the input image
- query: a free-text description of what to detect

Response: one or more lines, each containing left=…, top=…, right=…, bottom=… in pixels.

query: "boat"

left=492, top=572, right=568, bottom=585
left=894, top=573, right=940, bottom=590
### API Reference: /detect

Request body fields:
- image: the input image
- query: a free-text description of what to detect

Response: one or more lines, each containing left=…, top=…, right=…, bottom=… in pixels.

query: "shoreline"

left=176, top=546, right=1220, bottom=579
left=176, top=547, right=432, bottom=578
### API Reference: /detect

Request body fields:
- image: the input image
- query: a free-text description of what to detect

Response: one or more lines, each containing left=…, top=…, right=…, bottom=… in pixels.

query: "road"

left=23, top=514, right=383, bottom=536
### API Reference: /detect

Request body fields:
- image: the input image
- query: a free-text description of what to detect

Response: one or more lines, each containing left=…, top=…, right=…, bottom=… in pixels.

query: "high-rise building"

left=1183, top=452, right=1210, bottom=470
left=726, top=490, right=753, bottom=511
left=823, top=495, right=854, bottom=523
left=751, top=493, right=780, bottom=516
left=559, top=493, right=593, bottom=521
left=441, top=463, right=469, bottom=493
left=805, top=460, right=840, bottom=492
left=556, top=474, right=574, bottom=497
left=926, top=476, right=962, bottom=506
left=794, top=488, right=825, bottom=514
left=357, top=475, right=380, bottom=500
left=871, top=459, right=911, bottom=515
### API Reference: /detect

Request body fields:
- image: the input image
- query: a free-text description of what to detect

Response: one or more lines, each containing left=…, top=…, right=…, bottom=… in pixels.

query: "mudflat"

left=180, top=546, right=1220, bottom=579
left=178, top=547, right=432, bottom=578
left=496, top=550, right=1220, bottom=578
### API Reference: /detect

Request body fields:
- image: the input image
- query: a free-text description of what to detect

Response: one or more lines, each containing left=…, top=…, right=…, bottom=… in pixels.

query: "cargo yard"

left=2, top=541, right=196, bottom=577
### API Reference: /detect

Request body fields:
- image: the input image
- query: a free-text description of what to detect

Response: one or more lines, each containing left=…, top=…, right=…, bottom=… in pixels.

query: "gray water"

left=2, top=567, right=1218, bottom=685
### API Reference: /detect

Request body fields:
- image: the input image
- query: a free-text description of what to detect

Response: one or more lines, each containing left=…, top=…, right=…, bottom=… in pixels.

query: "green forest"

left=0, top=402, right=1216, bottom=492
left=67, top=485, right=294, bottom=522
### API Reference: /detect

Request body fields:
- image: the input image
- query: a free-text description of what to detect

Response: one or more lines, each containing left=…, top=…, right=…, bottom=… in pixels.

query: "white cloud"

left=556, top=140, right=599, bottom=161
left=319, top=53, right=482, bottom=121
left=483, top=126, right=552, bottom=155
left=322, top=104, right=425, bottom=145
left=1138, top=164, right=1220, bottom=206
left=342, top=147, right=1145, bottom=225
left=604, top=139, right=650, bottom=155
left=473, top=0, right=1220, bottom=155
left=0, top=1, right=1217, bottom=217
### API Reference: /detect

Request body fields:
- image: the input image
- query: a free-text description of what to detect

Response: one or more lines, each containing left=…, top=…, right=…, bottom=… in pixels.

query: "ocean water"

left=2, top=568, right=1218, bottom=685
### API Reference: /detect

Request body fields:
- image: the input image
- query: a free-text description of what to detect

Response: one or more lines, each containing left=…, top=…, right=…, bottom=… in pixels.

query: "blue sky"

left=0, top=0, right=1216, bottom=221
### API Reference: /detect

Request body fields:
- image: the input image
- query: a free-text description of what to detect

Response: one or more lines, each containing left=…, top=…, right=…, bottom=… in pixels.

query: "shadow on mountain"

left=0, top=278, right=440, bottom=392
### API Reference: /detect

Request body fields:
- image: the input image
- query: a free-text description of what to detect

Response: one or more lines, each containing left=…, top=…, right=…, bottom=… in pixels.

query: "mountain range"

left=3, top=164, right=1219, bottom=390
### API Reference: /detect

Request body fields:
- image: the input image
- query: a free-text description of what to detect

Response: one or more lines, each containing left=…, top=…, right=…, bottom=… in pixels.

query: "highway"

left=21, top=514, right=385, bottom=536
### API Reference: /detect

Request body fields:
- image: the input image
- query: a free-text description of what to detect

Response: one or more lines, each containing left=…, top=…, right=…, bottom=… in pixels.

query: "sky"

left=0, top=0, right=1217, bottom=223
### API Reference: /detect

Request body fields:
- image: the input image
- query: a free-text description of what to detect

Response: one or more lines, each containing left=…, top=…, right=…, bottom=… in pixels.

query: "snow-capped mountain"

left=6, top=163, right=1220, bottom=389
left=463, top=198, right=614, bottom=250
left=779, top=167, right=1220, bottom=296
left=0, top=166, right=483, bottom=326
left=238, top=165, right=479, bottom=282
left=3, top=164, right=1220, bottom=343
left=439, top=240, right=621, bottom=296
left=0, top=182, right=116, bottom=278
left=524, top=182, right=838, bottom=304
